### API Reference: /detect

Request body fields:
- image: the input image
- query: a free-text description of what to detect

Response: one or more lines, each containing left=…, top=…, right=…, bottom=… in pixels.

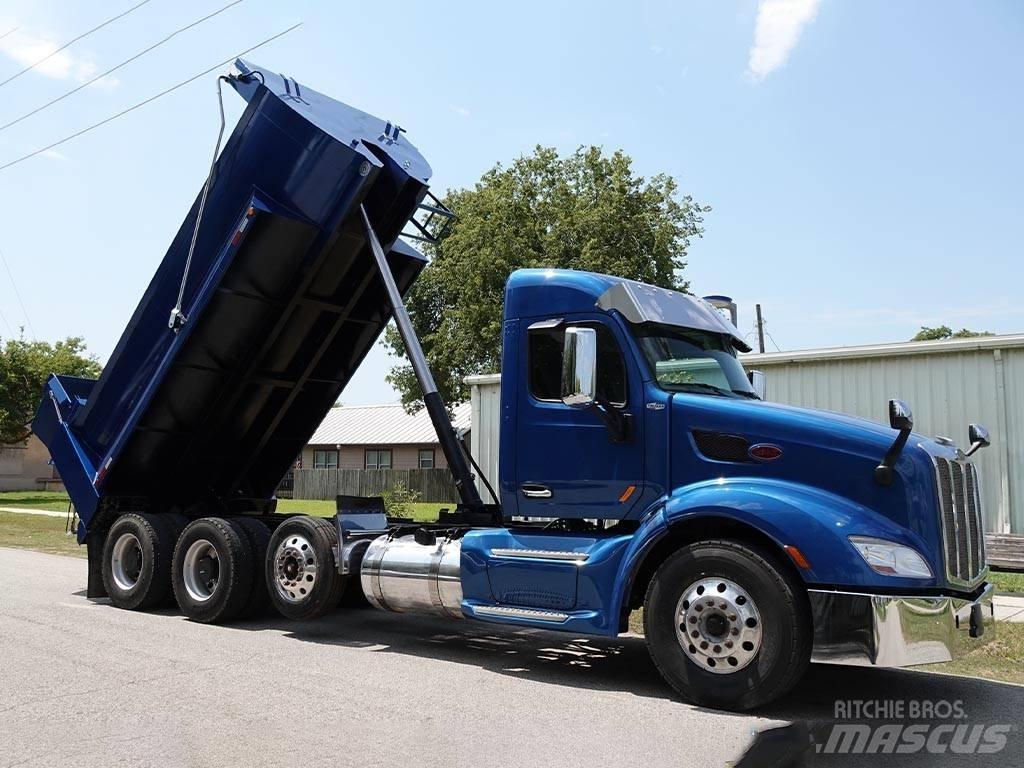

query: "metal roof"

left=741, top=333, right=1024, bottom=366
left=308, top=402, right=471, bottom=446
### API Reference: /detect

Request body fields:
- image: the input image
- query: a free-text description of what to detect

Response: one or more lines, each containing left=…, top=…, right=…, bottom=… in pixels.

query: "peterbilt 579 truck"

left=35, top=60, right=996, bottom=711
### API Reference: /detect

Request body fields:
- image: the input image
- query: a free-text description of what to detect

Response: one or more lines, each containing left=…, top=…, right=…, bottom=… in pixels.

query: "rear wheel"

left=266, top=516, right=344, bottom=620
left=172, top=517, right=254, bottom=623
left=643, top=539, right=810, bottom=711
left=232, top=516, right=272, bottom=618
left=102, top=513, right=176, bottom=610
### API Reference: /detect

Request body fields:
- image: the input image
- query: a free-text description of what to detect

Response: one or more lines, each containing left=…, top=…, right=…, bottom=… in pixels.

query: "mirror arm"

left=874, top=428, right=910, bottom=486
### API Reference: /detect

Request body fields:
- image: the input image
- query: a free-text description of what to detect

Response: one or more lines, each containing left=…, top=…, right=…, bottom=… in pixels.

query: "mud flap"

left=86, top=531, right=108, bottom=599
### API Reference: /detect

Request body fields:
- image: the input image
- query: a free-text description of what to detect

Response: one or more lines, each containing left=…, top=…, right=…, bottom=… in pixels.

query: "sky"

left=0, top=0, right=1021, bottom=405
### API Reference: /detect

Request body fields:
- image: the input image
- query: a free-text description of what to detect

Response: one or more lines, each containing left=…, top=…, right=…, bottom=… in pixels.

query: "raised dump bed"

left=33, top=59, right=438, bottom=539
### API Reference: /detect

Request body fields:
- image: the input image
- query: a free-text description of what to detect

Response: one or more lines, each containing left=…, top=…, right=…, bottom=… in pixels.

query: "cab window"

left=528, top=323, right=627, bottom=405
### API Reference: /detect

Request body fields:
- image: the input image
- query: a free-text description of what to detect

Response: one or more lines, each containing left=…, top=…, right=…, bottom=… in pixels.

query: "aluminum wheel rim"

left=110, top=532, right=143, bottom=591
left=273, top=534, right=318, bottom=604
left=182, top=539, right=220, bottom=603
left=676, top=577, right=762, bottom=674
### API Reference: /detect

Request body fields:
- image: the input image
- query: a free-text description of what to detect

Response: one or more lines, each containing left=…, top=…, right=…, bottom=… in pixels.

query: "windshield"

left=634, top=324, right=756, bottom=398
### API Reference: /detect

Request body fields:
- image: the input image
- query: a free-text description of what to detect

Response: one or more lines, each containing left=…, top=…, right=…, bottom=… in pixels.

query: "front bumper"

left=808, top=582, right=995, bottom=667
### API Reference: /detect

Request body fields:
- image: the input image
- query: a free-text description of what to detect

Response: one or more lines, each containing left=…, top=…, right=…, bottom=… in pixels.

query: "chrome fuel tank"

left=360, top=534, right=464, bottom=619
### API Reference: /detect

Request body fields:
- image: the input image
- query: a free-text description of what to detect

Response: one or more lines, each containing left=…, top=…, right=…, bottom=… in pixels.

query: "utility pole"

left=755, top=303, right=766, bottom=354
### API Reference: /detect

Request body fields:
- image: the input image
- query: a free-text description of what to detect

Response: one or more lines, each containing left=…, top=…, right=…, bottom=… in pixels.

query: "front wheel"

left=643, top=539, right=811, bottom=711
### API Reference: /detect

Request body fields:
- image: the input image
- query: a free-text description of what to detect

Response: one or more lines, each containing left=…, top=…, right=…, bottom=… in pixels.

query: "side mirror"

left=888, top=399, right=913, bottom=432
left=966, top=423, right=990, bottom=457
left=561, top=327, right=597, bottom=409
left=747, top=370, right=766, bottom=400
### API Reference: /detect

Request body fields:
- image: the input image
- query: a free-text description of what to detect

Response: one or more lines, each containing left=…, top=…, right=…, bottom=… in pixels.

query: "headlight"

left=849, top=536, right=932, bottom=578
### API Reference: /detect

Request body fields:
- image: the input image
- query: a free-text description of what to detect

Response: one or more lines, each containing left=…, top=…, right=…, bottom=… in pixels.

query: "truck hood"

left=673, top=394, right=940, bottom=538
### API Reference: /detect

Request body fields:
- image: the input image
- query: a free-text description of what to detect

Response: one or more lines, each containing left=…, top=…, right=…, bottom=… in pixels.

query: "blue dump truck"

left=35, top=60, right=996, bottom=711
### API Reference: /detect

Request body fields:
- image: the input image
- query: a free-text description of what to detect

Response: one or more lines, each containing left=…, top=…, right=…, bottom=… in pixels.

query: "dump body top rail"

left=35, top=59, right=434, bottom=533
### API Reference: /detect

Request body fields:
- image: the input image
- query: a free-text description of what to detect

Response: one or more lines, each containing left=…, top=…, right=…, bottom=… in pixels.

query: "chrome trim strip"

left=490, top=548, right=589, bottom=562
left=474, top=605, right=570, bottom=622
left=808, top=583, right=995, bottom=668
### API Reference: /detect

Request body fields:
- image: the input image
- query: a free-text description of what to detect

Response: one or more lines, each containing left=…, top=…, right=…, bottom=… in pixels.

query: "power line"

left=0, top=27, right=19, bottom=42
left=0, top=23, right=302, bottom=174
left=0, top=245, right=36, bottom=340
left=0, top=301, right=15, bottom=338
left=1, top=0, right=245, bottom=133
left=0, top=1, right=153, bottom=90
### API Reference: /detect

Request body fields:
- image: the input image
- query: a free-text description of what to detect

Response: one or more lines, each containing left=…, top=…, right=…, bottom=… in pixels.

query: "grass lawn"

left=924, top=621, right=1024, bottom=686
left=0, top=511, right=84, bottom=557
left=0, top=492, right=448, bottom=523
left=0, top=490, right=73, bottom=512
left=275, top=498, right=446, bottom=522
left=989, top=569, right=1024, bottom=594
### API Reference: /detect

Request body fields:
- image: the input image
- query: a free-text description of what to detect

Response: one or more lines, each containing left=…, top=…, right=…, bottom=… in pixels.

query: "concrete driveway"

left=0, top=547, right=1020, bottom=767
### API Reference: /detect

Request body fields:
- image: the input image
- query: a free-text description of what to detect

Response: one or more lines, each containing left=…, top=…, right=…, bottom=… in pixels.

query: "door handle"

left=520, top=484, right=552, bottom=499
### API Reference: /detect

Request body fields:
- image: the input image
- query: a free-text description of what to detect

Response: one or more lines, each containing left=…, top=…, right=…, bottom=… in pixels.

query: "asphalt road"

left=1, top=547, right=1020, bottom=768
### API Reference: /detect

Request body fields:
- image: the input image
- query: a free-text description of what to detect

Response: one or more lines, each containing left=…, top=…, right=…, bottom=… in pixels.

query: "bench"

left=986, top=534, right=1024, bottom=572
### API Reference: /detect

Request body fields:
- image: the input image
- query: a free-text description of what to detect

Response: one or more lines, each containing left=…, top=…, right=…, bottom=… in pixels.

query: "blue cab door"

left=513, top=316, right=644, bottom=520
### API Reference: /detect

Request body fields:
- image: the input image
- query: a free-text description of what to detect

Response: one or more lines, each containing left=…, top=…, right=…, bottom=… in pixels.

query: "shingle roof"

left=308, top=402, right=471, bottom=446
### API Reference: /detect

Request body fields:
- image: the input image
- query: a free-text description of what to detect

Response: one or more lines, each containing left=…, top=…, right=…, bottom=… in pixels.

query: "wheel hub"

left=675, top=577, right=762, bottom=674
left=182, top=539, right=220, bottom=603
left=110, top=532, right=143, bottom=591
left=273, top=535, right=318, bottom=604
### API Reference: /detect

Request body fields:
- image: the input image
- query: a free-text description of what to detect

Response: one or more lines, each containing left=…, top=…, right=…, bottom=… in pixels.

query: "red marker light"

left=749, top=443, right=783, bottom=461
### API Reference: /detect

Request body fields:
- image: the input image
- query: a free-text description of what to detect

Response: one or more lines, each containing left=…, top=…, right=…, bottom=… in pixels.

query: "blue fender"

left=608, top=477, right=942, bottom=630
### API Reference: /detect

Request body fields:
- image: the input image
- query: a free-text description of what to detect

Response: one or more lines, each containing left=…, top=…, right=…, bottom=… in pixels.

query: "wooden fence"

left=293, top=468, right=459, bottom=503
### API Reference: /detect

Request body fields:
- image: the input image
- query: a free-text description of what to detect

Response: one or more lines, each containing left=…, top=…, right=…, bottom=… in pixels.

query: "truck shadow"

left=234, top=605, right=1022, bottom=722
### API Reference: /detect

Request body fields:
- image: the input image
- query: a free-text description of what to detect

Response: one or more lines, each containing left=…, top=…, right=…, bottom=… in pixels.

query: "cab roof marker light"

left=849, top=536, right=932, bottom=579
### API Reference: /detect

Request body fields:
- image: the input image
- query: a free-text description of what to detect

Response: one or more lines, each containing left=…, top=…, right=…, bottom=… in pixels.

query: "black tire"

left=172, top=517, right=254, bottom=624
left=232, top=516, right=272, bottom=619
left=159, top=513, right=190, bottom=607
left=643, top=539, right=811, bottom=711
left=265, top=516, right=345, bottom=621
left=101, top=513, right=176, bottom=611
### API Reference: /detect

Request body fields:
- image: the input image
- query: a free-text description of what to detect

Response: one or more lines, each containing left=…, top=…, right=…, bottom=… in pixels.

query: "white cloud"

left=747, top=0, right=822, bottom=81
left=0, top=29, right=99, bottom=83
left=39, top=149, right=67, bottom=161
left=650, top=43, right=664, bottom=55
left=449, top=104, right=470, bottom=117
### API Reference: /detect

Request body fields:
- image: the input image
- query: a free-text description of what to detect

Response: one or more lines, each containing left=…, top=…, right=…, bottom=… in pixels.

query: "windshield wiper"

left=731, top=389, right=760, bottom=400
left=668, top=382, right=737, bottom=397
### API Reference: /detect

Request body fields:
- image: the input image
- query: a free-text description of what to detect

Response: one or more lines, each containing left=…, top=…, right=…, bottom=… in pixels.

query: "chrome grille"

left=933, top=456, right=986, bottom=585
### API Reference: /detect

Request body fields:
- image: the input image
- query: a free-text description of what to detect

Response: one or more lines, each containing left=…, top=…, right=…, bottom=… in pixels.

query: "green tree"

left=385, top=145, right=709, bottom=408
left=0, top=335, right=101, bottom=443
left=911, top=326, right=994, bottom=342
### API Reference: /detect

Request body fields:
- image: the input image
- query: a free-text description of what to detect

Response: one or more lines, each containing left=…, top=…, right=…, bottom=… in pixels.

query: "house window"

left=417, top=449, right=435, bottom=469
left=313, top=450, right=338, bottom=469
left=365, top=449, right=392, bottom=470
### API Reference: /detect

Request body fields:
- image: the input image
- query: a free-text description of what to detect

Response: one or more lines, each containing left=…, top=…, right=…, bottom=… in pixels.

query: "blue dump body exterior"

left=33, top=62, right=992, bottom=681
left=34, top=59, right=433, bottom=541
